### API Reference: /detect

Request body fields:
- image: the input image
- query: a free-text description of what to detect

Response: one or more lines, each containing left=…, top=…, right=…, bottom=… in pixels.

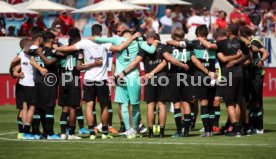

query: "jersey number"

left=173, top=49, right=187, bottom=63
left=203, top=50, right=209, bottom=62
left=65, top=55, right=74, bottom=71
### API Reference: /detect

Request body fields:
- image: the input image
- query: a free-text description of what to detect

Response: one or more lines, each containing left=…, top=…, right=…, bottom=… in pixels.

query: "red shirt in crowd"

left=36, top=20, right=47, bottom=30
left=230, top=11, right=242, bottom=24
left=58, top=15, right=75, bottom=34
left=18, top=22, right=31, bottom=37
left=236, top=0, right=249, bottom=7
left=242, top=14, right=251, bottom=26
left=216, top=18, right=227, bottom=29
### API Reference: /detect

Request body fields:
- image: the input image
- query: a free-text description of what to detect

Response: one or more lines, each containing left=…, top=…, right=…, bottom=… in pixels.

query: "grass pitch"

left=0, top=98, right=276, bottom=159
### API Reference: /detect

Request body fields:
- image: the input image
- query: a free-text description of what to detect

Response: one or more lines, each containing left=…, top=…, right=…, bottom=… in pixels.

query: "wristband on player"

left=179, top=41, right=186, bottom=48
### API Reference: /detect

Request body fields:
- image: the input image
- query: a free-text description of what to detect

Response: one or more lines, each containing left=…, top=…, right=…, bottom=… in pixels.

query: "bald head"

left=165, top=9, right=172, bottom=17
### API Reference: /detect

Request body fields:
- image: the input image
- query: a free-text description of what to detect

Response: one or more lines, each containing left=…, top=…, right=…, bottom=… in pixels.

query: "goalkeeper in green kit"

left=90, top=30, right=158, bottom=139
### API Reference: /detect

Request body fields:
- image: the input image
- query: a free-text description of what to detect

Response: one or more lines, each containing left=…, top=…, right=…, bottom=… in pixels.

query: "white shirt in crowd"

left=152, top=19, right=160, bottom=33
left=202, top=15, right=216, bottom=30
left=171, top=12, right=184, bottom=30
left=160, top=15, right=172, bottom=27
left=187, top=15, right=205, bottom=35
left=75, top=39, right=111, bottom=81
left=19, top=45, right=38, bottom=87
left=160, top=15, right=172, bottom=34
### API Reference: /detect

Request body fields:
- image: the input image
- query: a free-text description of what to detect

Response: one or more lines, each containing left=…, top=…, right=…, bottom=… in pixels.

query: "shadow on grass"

left=263, top=129, right=276, bottom=133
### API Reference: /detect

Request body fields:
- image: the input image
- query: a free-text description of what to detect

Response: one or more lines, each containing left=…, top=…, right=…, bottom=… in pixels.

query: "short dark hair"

left=31, top=27, right=44, bottom=41
left=228, top=23, right=239, bottom=36
left=68, top=27, right=81, bottom=45
left=214, top=28, right=228, bottom=39
left=31, top=27, right=44, bottom=36
left=27, top=18, right=34, bottom=25
left=68, top=27, right=81, bottom=38
left=47, top=27, right=57, bottom=33
left=219, top=11, right=227, bottom=17
left=43, top=31, right=55, bottom=43
left=154, top=33, right=160, bottom=41
left=195, top=25, right=208, bottom=37
left=92, top=24, right=102, bottom=36
left=19, top=38, right=31, bottom=49
left=239, top=26, right=253, bottom=37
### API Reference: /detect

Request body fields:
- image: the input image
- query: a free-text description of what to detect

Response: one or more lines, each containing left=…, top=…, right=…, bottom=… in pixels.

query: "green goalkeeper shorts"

left=115, top=76, right=141, bottom=105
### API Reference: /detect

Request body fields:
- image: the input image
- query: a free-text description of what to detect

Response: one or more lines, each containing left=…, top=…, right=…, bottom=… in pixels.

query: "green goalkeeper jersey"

left=95, top=36, right=156, bottom=77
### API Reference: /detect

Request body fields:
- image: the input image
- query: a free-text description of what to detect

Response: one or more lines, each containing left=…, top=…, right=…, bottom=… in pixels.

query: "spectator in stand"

left=202, top=7, right=216, bottom=33
left=249, top=8, right=262, bottom=28
left=261, top=10, right=275, bottom=35
left=54, top=25, right=63, bottom=37
left=171, top=5, right=184, bottom=30
left=140, top=17, right=153, bottom=34
left=18, top=18, right=34, bottom=37
left=51, top=18, right=63, bottom=37
left=105, top=13, right=116, bottom=37
left=0, top=14, right=6, bottom=36
left=216, top=11, right=228, bottom=29
left=36, top=14, right=47, bottom=30
left=212, top=7, right=220, bottom=17
left=149, top=12, right=162, bottom=34
left=230, top=4, right=243, bottom=24
left=179, top=7, right=189, bottom=33
left=7, top=26, right=16, bottom=37
left=240, top=8, right=255, bottom=29
left=186, top=8, right=205, bottom=36
left=52, top=17, right=63, bottom=32
left=160, top=9, right=173, bottom=34
left=58, top=11, right=75, bottom=35
left=125, top=12, right=140, bottom=32
left=93, top=14, right=108, bottom=35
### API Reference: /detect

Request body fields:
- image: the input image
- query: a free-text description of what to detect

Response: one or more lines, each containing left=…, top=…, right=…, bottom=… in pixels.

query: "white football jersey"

left=75, top=39, right=111, bottom=81
left=18, top=45, right=38, bottom=86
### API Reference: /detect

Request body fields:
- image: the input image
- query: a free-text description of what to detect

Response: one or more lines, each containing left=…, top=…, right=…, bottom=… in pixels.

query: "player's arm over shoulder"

left=251, top=40, right=269, bottom=61
left=138, top=41, right=158, bottom=54
left=198, top=37, right=217, bottom=50
left=76, top=51, right=102, bottom=71
left=94, top=36, right=119, bottom=45
left=162, top=46, right=189, bottom=70
left=217, top=51, right=243, bottom=63
left=37, top=49, right=58, bottom=65
left=108, top=33, right=141, bottom=52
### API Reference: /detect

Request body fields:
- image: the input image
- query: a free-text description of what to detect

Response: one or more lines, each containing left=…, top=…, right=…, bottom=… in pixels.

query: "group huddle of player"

left=9, top=22, right=268, bottom=140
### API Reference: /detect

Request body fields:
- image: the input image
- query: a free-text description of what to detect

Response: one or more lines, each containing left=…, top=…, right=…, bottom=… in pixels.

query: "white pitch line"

left=0, top=132, right=17, bottom=136
left=0, top=136, right=275, bottom=147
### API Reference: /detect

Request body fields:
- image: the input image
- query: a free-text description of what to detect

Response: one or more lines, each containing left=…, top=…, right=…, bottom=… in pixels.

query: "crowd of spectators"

left=0, top=11, right=74, bottom=37
left=0, top=0, right=275, bottom=37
